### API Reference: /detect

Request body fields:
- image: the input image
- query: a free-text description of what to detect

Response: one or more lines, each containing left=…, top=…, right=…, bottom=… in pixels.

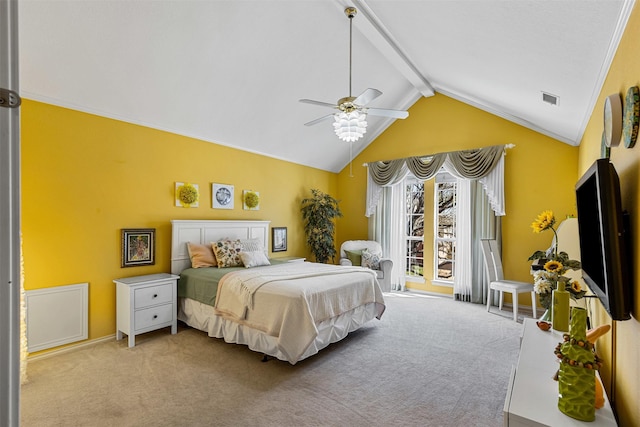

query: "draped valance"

left=366, top=145, right=508, bottom=217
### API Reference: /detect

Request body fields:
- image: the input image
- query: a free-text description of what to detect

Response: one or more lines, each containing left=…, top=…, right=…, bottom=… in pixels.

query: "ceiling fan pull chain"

left=349, top=140, right=354, bottom=177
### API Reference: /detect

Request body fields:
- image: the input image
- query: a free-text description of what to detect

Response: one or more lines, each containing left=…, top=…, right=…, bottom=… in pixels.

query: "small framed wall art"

left=243, top=190, right=260, bottom=210
left=121, top=228, right=155, bottom=267
left=272, top=227, right=287, bottom=252
left=212, top=183, right=234, bottom=209
left=175, top=182, right=199, bottom=208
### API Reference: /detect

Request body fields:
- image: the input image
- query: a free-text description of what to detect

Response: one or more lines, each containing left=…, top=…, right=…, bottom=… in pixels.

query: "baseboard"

left=27, top=334, right=116, bottom=362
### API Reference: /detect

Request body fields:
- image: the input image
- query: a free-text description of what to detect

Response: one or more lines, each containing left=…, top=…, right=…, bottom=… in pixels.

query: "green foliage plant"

left=301, top=188, right=343, bottom=263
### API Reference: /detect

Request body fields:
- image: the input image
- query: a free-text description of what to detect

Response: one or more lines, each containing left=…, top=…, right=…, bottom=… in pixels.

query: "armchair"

left=339, top=240, right=393, bottom=292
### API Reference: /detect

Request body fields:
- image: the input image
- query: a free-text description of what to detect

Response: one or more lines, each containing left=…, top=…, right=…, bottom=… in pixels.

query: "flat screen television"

left=575, top=158, right=631, bottom=321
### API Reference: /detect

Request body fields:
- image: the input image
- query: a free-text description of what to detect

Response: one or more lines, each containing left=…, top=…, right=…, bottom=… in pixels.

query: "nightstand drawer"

left=134, top=283, right=173, bottom=309
left=134, top=304, right=174, bottom=331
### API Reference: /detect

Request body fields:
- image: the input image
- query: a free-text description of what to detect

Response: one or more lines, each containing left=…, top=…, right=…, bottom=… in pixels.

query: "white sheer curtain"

left=443, top=156, right=504, bottom=301
left=453, top=178, right=473, bottom=300
left=371, top=180, right=408, bottom=291
left=449, top=180, right=499, bottom=302
left=368, top=145, right=508, bottom=303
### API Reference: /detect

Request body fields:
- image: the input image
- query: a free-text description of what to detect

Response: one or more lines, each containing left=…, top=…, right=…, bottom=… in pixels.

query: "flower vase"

left=539, top=308, right=551, bottom=322
left=552, top=281, right=570, bottom=332
left=556, top=307, right=596, bottom=421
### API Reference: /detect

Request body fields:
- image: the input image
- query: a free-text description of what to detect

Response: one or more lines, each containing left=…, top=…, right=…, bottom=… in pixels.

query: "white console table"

left=504, top=318, right=618, bottom=426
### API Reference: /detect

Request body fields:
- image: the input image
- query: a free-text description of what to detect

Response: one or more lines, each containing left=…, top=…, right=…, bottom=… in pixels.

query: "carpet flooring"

left=20, top=292, right=524, bottom=427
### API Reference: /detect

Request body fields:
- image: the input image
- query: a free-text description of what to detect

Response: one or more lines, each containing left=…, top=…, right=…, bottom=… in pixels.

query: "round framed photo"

left=603, top=93, right=622, bottom=147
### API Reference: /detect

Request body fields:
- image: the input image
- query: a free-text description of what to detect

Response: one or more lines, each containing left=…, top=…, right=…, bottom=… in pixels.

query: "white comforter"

left=214, top=262, right=385, bottom=363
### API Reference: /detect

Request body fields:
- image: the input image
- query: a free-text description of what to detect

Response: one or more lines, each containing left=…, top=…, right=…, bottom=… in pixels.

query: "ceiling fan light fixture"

left=333, top=111, right=367, bottom=142
left=299, top=7, right=407, bottom=141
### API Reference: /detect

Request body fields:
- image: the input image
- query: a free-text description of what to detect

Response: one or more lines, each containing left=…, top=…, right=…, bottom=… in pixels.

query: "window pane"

left=405, top=180, right=424, bottom=279
left=436, top=241, right=455, bottom=280
left=434, top=172, right=457, bottom=283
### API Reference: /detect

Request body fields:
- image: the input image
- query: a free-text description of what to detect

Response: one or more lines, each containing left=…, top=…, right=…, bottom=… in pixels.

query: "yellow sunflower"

left=531, top=210, right=556, bottom=233
left=570, top=281, right=582, bottom=293
left=544, top=260, right=563, bottom=273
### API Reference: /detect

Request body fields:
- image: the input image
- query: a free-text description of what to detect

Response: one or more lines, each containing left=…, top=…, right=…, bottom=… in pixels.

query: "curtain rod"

left=362, top=143, right=515, bottom=166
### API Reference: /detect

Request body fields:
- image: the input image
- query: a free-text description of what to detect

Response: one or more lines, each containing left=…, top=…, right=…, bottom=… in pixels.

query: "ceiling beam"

left=336, top=0, right=435, bottom=98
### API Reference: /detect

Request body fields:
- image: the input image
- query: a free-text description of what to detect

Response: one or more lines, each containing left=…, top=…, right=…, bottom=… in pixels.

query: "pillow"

left=186, top=242, right=217, bottom=268
left=239, top=251, right=271, bottom=268
left=344, top=249, right=363, bottom=266
left=240, top=238, right=265, bottom=254
left=361, top=248, right=381, bottom=270
left=212, top=239, right=243, bottom=268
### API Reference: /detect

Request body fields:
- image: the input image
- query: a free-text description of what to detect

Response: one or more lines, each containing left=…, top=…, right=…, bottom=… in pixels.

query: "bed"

left=171, top=220, right=386, bottom=364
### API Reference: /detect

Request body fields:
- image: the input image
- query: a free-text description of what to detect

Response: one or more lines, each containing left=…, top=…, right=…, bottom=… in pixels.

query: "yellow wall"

left=21, top=100, right=336, bottom=346
left=337, top=93, right=579, bottom=295
left=576, top=3, right=640, bottom=425
left=22, top=5, right=640, bottom=420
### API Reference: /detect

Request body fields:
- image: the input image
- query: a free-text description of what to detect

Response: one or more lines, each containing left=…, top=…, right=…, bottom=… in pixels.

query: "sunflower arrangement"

left=528, top=210, right=585, bottom=309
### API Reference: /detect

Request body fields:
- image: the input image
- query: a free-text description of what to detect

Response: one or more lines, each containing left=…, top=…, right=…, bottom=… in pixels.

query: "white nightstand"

left=114, top=273, right=179, bottom=348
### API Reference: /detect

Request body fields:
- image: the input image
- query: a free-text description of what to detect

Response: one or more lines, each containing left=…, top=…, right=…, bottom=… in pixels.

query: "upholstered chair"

left=339, top=240, right=393, bottom=292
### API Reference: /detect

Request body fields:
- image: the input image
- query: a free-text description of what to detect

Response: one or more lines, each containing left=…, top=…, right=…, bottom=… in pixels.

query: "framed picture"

left=121, top=228, right=155, bottom=267
left=243, top=190, right=260, bottom=210
left=212, top=183, right=234, bottom=209
left=175, top=182, right=199, bottom=208
left=272, top=227, right=287, bottom=252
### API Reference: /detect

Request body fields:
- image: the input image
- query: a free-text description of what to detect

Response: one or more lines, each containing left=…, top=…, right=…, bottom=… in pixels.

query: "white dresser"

left=504, top=318, right=618, bottom=426
left=114, top=273, right=179, bottom=347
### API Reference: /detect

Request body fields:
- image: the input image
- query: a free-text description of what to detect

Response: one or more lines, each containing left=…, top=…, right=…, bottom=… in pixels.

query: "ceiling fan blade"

left=354, top=88, right=382, bottom=106
left=304, top=114, right=335, bottom=126
left=366, top=108, right=409, bottom=119
left=299, top=99, right=338, bottom=109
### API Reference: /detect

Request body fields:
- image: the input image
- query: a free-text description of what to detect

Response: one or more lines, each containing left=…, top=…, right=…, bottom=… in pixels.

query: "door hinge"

left=0, top=88, right=21, bottom=108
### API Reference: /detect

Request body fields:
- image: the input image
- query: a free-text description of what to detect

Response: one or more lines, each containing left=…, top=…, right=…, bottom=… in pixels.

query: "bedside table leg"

left=171, top=322, right=177, bottom=335
left=128, top=335, right=135, bottom=348
left=116, top=330, right=122, bottom=341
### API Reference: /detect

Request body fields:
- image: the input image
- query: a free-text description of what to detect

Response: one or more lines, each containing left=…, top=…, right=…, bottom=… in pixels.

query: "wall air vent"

left=542, top=92, right=559, bottom=106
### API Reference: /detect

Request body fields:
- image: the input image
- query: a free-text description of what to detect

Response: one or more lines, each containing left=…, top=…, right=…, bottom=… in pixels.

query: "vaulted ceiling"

left=19, top=0, right=634, bottom=172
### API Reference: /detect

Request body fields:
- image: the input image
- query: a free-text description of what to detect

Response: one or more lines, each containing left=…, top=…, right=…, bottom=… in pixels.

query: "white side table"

left=504, top=318, right=617, bottom=426
left=114, top=273, right=179, bottom=348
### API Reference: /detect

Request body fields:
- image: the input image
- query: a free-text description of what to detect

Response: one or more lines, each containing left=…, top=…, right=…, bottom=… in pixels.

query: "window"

left=434, top=172, right=457, bottom=283
left=405, top=178, right=424, bottom=279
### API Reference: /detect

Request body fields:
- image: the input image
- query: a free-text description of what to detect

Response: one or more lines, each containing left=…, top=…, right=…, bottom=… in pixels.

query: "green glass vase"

left=552, top=281, right=570, bottom=332
left=557, top=307, right=596, bottom=421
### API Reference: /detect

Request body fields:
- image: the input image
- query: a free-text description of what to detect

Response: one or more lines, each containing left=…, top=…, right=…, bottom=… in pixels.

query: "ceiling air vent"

left=542, top=92, right=559, bottom=106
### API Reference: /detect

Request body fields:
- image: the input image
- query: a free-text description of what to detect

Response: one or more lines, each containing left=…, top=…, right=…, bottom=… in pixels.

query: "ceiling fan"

left=299, top=7, right=409, bottom=142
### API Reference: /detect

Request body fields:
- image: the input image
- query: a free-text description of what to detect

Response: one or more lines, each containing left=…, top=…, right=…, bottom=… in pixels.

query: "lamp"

left=333, top=110, right=367, bottom=142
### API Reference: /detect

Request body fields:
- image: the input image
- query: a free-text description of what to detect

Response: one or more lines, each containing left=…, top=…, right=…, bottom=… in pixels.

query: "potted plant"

left=301, top=188, right=343, bottom=263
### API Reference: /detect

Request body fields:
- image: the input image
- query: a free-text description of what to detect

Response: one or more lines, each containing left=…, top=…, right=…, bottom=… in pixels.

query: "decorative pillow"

left=186, top=242, right=217, bottom=268
left=212, top=239, right=243, bottom=268
left=361, top=248, right=381, bottom=270
left=239, top=251, right=271, bottom=268
left=344, top=249, right=363, bottom=266
left=240, top=238, right=265, bottom=254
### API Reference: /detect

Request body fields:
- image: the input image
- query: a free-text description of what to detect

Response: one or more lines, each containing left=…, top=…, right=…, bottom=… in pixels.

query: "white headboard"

left=170, top=220, right=271, bottom=274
